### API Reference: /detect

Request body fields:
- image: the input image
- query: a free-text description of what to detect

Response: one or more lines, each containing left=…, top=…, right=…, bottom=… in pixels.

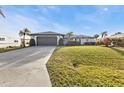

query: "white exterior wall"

left=57, top=35, right=63, bottom=45
left=0, top=35, right=21, bottom=48
left=81, top=39, right=86, bottom=45
left=0, top=43, right=20, bottom=48
left=63, top=39, right=68, bottom=45
left=31, top=36, right=37, bottom=46
left=81, top=38, right=96, bottom=45
left=21, top=35, right=31, bottom=46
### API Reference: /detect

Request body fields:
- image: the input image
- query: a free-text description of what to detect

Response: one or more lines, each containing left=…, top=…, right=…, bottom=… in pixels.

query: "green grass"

left=0, top=47, right=21, bottom=53
left=47, top=46, right=124, bottom=87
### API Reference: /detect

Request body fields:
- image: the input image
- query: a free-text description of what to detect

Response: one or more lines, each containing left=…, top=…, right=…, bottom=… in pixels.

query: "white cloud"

left=103, top=8, right=108, bottom=11
left=46, top=6, right=57, bottom=10
left=35, top=5, right=60, bottom=14
left=0, top=14, right=41, bottom=38
left=75, top=6, right=111, bottom=25
left=0, top=11, right=70, bottom=38
left=96, top=6, right=110, bottom=16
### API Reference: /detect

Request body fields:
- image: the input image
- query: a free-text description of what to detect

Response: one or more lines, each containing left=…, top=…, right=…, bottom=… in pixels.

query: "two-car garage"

left=37, top=37, right=57, bottom=46
left=30, top=31, right=64, bottom=46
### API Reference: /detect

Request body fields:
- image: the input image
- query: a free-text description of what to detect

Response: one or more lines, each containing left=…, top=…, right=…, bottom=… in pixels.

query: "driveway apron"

left=0, top=46, right=55, bottom=87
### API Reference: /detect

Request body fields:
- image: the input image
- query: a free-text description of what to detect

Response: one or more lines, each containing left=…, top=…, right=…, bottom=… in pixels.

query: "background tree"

left=114, top=32, right=122, bottom=35
left=94, top=34, right=99, bottom=38
left=66, top=32, right=74, bottom=40
left=19, top=28, right=31, bottom=47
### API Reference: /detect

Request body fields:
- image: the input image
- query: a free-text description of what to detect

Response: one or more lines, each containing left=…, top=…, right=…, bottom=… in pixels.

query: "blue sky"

left=0, top=5, right=124, bottom=38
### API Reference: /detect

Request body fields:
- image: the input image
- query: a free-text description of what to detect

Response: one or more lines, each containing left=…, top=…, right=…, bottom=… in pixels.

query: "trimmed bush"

left=66, top=40, right=80, bottom=46
left=84, top=42, right=96, bottom=45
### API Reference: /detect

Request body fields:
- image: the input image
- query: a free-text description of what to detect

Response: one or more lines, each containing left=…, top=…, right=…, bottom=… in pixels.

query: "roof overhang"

left=30, top=31, right=65, bottom=36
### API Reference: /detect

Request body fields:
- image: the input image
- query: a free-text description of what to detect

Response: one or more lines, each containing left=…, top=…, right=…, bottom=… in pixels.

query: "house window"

left=0, top=37, right=5, bottom=41
left=14, top=40, right=18, bottom=42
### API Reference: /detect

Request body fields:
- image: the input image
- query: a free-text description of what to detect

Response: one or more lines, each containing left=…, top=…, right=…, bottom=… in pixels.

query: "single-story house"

left=22, top=31, right=96, bottom=46
left=64, top=35, right=96, bottom=45
left=0, top=35, right=20, bottom=48
left=110, top=33, right=124, bottom=38
left=30, top=31, right=64, bottom=46
left=110, top=33, right=124, bottom=46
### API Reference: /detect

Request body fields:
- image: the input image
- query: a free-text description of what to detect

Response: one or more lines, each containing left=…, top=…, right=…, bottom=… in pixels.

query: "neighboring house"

left=110, top=33, right=124, bottom=38
left=110, top=33, right=124, bottom=46
left=80, top=35, right=96, bottom=45
left=0, top=35, right=20, bottom=48
left=30, top=31, right=64, bottom=46
left=64, top=35, right=96, bottom=45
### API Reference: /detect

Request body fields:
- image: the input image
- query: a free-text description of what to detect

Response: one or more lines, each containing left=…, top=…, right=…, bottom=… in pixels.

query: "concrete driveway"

left=0, top=46, right=55, bottom=87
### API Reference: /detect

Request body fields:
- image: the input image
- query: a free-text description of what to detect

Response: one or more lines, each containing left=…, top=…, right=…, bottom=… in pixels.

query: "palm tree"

left=0, top=7, right=5, bottom=18
left=66, top=32, right=74, bottom=40
left=19, top=28, right=31, bottom=47
left=114, top=32, right=122, bottom=35
left=94, top=34, right=99, bottom=38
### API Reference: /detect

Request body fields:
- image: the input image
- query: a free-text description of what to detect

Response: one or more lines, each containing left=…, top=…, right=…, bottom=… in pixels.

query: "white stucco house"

left=64, top=35, right=96, bottom=45
left=19, top=31, right=96, bottom=46
left=30, top=31, right=64, bottom=46
left=0, top=35, right=21, bottom=48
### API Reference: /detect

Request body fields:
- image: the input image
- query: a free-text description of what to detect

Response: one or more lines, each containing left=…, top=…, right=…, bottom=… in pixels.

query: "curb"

left=42, top=47, right=56, bottom=87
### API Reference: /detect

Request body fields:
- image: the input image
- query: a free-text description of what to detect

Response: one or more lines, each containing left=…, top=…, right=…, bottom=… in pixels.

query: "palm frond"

left=19, top=30, right=24, bottom=36
left=0, top=8, right=5, bottom=18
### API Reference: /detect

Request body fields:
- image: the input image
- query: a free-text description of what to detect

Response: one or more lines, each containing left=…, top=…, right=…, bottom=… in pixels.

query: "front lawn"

left=47, top=46, right=124, bottom=87
left=0, top=47, right=21, bottom=53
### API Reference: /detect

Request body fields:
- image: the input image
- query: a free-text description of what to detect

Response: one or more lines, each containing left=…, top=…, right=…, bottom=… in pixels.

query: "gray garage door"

left=37, top=37, right=57, bottom=46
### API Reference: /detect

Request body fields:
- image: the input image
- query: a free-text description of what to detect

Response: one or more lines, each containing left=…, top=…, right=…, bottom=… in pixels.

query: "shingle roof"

left=110, top=33, right=124, bottom=38
left=30, top=31, right=64, bottom=36
left=64, top=35, right=94, bottom=39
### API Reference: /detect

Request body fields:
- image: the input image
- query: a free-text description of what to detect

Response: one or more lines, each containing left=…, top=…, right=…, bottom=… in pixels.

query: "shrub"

left=96, top=40, right=104, bottom=45
left=84, top=42, right=96, bottom=45
left=66, top=40, right=80, bottom=46
left=96, top=38, right=111, bottom=47
left=102, top=37, right=111, bottom=47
